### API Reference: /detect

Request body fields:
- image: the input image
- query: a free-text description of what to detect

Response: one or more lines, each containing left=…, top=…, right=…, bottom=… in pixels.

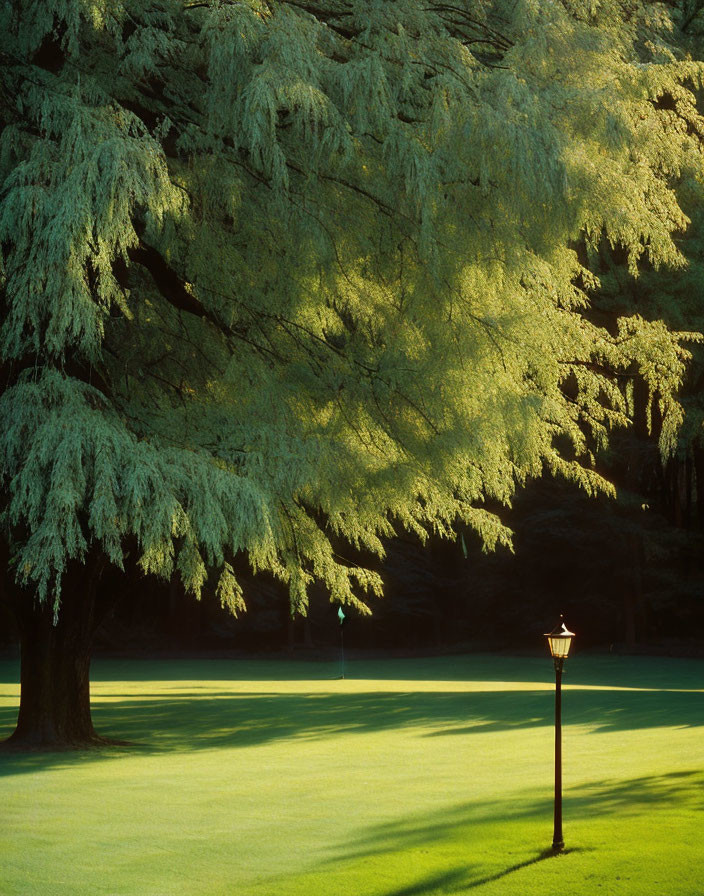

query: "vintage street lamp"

left=545, top=617, right=575, bottom=853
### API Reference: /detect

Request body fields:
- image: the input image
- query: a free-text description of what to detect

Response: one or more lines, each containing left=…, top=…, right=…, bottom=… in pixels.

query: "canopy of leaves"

left=0, top=0, right=702, bottom=617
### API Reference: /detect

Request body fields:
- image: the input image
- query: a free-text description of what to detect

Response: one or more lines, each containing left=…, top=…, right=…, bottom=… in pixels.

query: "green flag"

left=338, top=606, right=345, bottom=625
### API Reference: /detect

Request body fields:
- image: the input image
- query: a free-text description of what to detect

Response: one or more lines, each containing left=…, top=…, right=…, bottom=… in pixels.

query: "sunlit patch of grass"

left=0, top=654, right=702, bottom=895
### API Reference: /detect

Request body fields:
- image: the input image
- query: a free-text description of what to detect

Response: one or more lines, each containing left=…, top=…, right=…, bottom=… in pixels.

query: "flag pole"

left=337, top=606, right=346, bottom=680
left=341, top=624, right=344, bottom=680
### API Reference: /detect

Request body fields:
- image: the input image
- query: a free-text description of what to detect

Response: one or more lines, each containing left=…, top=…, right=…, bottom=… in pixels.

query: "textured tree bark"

left=2, top=556, right=110, bottom=750
left=10, top=601, right=96, bottom=747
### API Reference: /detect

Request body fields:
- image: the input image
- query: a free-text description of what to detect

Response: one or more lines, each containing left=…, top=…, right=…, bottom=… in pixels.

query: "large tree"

left=0, top=0, right=701, bottom=746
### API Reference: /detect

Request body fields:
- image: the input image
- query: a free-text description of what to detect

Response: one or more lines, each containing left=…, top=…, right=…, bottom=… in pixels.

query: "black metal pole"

left=553, top=658, right=564, bottom=852
left=340, top=625, right=345, bottom=680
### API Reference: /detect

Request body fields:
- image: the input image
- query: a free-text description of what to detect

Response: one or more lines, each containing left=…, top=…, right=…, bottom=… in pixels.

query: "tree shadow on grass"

left=323, top=770, right=701, bottom=894
left=79, top=679, right=704, bottom=743
left=311, top=770, right=703, bottom=896
left=0, top=682, right=702, bottom=776
left=337, top=768, right=704, bottom=865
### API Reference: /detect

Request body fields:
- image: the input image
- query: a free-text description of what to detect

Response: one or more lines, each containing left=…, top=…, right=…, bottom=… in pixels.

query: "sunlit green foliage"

left=0, top=0, right=702, bottom=616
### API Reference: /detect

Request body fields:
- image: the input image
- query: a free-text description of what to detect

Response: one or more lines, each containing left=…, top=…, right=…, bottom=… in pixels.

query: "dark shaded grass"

left=0, top=652, right=701, bottom=688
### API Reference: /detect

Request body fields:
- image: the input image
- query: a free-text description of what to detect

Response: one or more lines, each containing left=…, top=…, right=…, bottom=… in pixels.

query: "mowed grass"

left=0, top=653, right=702, bottom=896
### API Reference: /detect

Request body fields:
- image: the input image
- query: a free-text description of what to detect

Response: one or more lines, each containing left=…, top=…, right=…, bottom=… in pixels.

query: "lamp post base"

left=552, top=838, right=564, bottom=853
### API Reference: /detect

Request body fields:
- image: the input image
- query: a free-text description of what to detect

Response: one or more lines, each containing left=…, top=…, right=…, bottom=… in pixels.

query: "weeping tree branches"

left=0, top=0, right=703, bottom=620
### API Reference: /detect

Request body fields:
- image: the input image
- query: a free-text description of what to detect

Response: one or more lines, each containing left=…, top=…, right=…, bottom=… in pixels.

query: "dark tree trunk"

left=2, top=555, right=110, bottom=750
left=623, top=531, right=644, bottom=650
left=623, top=587, right=637, bottom=650
left=303, top=616, right=314, bottom=648
left=693, top=441, right=704, bottom=529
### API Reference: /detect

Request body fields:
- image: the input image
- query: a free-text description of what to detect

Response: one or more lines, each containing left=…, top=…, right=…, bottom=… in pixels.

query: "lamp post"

left=545, top=617, right=575, bottom=853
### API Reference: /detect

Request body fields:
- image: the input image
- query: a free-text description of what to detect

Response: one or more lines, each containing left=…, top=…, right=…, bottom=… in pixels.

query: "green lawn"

left=0, top=653, right=702, bottom=895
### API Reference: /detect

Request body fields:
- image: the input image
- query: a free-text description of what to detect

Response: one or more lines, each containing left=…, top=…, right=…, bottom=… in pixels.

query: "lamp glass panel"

left=548, top=635, right=572, bottom=658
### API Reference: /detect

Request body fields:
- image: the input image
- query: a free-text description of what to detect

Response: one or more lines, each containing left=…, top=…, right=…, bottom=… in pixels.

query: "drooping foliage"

left=0, top=0, right=702, bottom=621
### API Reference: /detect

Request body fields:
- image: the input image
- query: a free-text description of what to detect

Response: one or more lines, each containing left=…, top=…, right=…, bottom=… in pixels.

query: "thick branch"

left=125, top=241, right=283, bottom=363
left=127, top=244, right=213, bottom=322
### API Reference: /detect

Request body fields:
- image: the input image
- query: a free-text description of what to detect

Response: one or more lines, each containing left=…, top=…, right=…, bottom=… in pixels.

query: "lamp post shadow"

left=381, top=847, right=585, bottom=896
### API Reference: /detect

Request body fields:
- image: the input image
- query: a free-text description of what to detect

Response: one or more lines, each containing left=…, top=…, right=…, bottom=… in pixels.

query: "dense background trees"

left=1, top=0, right=704, bottom=745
